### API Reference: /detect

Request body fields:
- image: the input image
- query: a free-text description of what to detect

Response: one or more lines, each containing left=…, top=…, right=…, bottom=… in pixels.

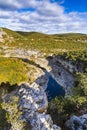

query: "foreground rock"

left=66, top=114, right=87, bottom=130
left=18, top=82, right=60, bottom=130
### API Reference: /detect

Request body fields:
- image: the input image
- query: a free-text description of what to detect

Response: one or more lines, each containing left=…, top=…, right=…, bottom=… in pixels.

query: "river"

left=45, top=76, right=65, bottom=101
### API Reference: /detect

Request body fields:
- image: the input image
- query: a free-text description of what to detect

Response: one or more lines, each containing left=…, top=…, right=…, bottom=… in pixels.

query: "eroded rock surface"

left=18, top=82, right=60, bottom=130
left=66, top=114, right=87, bottom=130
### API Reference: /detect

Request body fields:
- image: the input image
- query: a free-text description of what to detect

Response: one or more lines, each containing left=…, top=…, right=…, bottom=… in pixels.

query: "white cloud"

left=0, top=0, right=87, bottom=34
left=37, top=0, right=64, bottom=16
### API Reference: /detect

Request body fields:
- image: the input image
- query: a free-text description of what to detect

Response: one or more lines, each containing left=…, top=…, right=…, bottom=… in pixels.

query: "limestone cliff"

left=18, top=82, right=61, bottom=130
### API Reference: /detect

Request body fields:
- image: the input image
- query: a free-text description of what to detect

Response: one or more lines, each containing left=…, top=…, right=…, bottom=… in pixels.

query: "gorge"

left=0, top=28, right=87, bottom=130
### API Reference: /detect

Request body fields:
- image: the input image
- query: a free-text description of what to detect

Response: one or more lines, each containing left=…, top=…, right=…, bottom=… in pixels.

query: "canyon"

left=0, top=28, right=87, bottom=130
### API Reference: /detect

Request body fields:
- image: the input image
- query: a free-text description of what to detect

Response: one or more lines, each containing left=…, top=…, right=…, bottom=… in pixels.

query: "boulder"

left=66, top=114, right=87, bottom=130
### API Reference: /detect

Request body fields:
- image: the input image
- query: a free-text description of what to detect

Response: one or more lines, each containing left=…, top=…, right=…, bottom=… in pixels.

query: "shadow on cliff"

left=16, top=56, right=65, bottom=101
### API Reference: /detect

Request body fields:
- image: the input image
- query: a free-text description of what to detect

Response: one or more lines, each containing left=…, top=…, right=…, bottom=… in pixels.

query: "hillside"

left=0, top=28, right=87, bottom=55
left=17, top=31, right=87, bottom=54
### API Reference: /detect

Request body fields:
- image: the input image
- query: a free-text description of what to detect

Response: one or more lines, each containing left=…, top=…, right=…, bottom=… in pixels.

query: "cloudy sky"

left=0, top=0, right=87, bottom=34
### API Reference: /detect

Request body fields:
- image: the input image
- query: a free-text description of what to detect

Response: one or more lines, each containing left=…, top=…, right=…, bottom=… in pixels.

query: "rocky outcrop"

left=18, top=82, right=61, bottom=130
left=0, top=28, right=7, bottom=42
left=66, top=114, right=87, bottom=130
left=52, top=55, right=84, bottom=73
left=0, top=28, right=14, bottom=43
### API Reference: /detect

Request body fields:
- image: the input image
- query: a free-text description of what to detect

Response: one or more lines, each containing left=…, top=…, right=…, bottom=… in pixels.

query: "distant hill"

left=0, top=27, right=87, bottom=55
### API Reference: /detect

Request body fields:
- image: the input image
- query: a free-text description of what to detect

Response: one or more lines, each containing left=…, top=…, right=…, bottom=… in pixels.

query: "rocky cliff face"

left=18, top=82, right=61, bottom=130
left=54, top=56, right=83, bottom=73
left=47, top=56, right=75, bottom=94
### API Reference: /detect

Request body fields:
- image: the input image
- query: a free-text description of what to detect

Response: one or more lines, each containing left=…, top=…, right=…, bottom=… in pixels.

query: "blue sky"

left=62, top=0, right=87, bottom=12
left=50, top=0, right=87, bottom=12
left=0, top=0, right=87, bottom=34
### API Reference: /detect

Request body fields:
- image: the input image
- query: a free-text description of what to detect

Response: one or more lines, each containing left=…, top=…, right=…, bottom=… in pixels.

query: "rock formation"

left=66, top=114, right=87, bottom=130
left=18, top=82, right=61, bottom=130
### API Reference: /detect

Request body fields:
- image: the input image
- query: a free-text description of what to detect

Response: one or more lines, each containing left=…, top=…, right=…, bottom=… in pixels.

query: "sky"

left=0, top=0, right=87, bottom=34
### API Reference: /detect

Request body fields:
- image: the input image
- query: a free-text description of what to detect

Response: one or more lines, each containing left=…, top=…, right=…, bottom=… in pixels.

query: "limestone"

left=18, top=82, right=60, bottom=130
left=0, top=28, right=7, bottom=42
left=66, top=114, right=87, bottom=130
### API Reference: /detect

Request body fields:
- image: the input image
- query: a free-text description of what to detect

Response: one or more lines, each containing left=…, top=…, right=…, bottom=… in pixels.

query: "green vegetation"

left=48, top=95, right=87, bottom=129
left=0, top=57, right=38, bottom=85
left=74, top=73, right=87, bottom=96
left=17, top=32, right=87, bottom=54
left=0, top=28, right=87, bottom=55
left=0, top=57, right=28, bottom=84
left=63, top=50, right=87, bottom=61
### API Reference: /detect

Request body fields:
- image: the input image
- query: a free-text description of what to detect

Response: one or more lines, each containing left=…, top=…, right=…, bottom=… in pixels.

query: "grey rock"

left=66, top=114, right=87, bottom=130
left=18, top=82, right=60, bottom=130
